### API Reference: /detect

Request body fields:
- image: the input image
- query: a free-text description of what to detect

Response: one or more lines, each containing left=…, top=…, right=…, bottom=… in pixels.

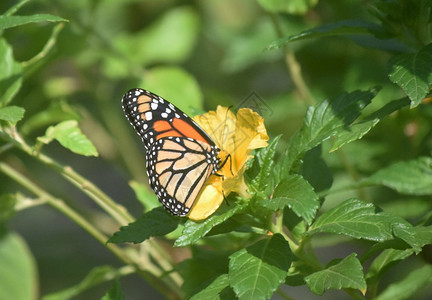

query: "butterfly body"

left=122, top=88, right=222, bottom=216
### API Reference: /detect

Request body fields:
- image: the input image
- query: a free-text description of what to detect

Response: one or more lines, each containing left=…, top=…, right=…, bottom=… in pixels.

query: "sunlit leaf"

left=307, top=199, right=391, bottom=242
left=0, top=106, right=24, bottom=125
left=305, top=253, right=366, bottom=295
left=283, top=89, right=377, bottom=172
left=364, top=157, right=432, bottom=195
left=261, top=174, right=319, bottom=225
left=0, top=14, right=67, bottom=30
left=389, top=43, right=432, bottom=108
left=175, top=202, right=244, bottom=247
left=40, top=120, right=98, bottom=156
left=108, top=207, right=179, bottom=244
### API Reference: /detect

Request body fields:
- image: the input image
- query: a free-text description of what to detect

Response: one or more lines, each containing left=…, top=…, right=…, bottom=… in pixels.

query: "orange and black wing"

left=121, top=88, right=222, bottom=216
left=147, top=136, right=219, bottom=216
left=121, top=88, right=216, bottom=150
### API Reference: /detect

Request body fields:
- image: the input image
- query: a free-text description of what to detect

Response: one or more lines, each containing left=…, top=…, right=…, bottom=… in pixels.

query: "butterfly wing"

left=147, top=136, right=217, bottom=216
left=121, top=88, right=222, bottom=216
left=121, top=88, right=215, bottom=150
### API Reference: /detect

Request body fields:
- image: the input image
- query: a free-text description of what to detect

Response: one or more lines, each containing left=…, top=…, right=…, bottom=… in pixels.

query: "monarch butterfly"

left=121, top=88, right=226, bottom=216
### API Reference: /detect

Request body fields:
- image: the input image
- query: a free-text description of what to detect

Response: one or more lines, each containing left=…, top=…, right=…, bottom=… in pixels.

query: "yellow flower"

left=188, top=106, right=269, bottom=220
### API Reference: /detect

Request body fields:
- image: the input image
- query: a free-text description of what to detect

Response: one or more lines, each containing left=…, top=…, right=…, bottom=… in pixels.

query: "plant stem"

left=0, top=161, right=183, bottom=299
left=7, top=127, right=134, bottom=225
left=269, top=13, right=315, bottom=106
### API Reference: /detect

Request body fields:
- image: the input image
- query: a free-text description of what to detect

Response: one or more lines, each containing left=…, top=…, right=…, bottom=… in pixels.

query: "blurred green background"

left=1, top=0, right=431, bottom=299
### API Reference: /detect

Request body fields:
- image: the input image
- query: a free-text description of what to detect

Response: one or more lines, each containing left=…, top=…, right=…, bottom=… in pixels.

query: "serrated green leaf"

left=330, top=96, right=410, bottom=152
left=0, top=38, right=22, bottom=105
left=229, top=234, right=292, bottom=300
left=389, top=217, right=422, bottom=253
left=308, top=198, right=420, bottom=249
left=389, top=43, right=432, bottom=108
left=42, top=266, right=117, bottom=300
left=305, top=253, right=366, bottom=295
left=261, top=175, right=319, bottom=225
left=0, top=232, right=37, bottom=300
left=257, top=0, right=318, bottom=15
left=189, top=274, right=235, bottom=300
left=0, top=106, right=25, bottom=125
left=252, top=136, right=280, bottom=191
left=330, top=119, right=380, bottom=152
left=174, top=202, right=244, bottom=247
left=375, top=265, right=432, bottom=300
left=129, top=181, right=159, bottom=212
left=283, top=89, right=377, bottom=173
left=267, top=20, right=379, bottom=49
left=139, top=66, right=203, bottom=117
left=101, top=279, right=124, bottom=300
left=42, top=120, right=98, bottom=156
left=364, top=157, right=432, bottom=195
left=108, top=207, right=179, bottom=244
left=308, top=198, right=394, bottom=242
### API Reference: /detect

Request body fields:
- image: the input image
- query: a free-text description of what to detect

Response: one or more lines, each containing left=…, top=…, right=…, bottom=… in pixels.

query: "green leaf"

left=365, top=248, right=414, bottom=283
left=42, top=266, right=117, bottom=300
left=189, top=274, right=235, bottom=300
left=0, top=14, right=68, bottom=31
left=283, top=89, right=377, bottom=172
left=305, top=253, right=366, bottom=295
left=251, top=136, right=281, bottom=192
left=0, top=106, right=25, bottom=125
left=375, top=265, right=432, bottom=300
left=40, top=120, right=98, bottom=156
left=267, top=20, right=379, bottom=49
left=129, top=181, right=159, bottom=212
left=364, top=157, right=432, bottom=195
left=389, top=43, right=432, bottom=108
left=329, top=97, right=410, bottom=152
left=308, top=198, right=420, bottom=250
left=139, top=66, right=203, bottom=117
left=329, top=119, right=379, bottom=152
left=0, top=232, right=37, bottom=300
left=229, top=234, right=292, bottom=300
left=174, top=202, right=244, bottom=247
left=257, top=0, right=318, bottom=15
left=0, top=38, right=22, bottom=105
left=261, top=175, right=319, bottom=225
left=308, top=198, right=394, bottom=242
left=101, top=279, right=124, bottom=300
left=108, top=207, right=179, bottom=244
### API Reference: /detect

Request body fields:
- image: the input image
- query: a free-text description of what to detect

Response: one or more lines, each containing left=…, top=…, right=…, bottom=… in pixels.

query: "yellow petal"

left=188, top=178, right=224, bottom=221
left=189, top=106, right=269, bottom=220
